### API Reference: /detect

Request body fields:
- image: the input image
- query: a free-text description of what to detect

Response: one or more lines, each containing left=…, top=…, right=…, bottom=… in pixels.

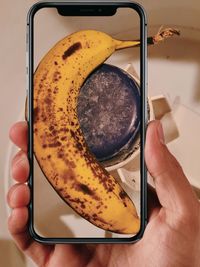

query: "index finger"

left=9, top=122, right=28, bottom=151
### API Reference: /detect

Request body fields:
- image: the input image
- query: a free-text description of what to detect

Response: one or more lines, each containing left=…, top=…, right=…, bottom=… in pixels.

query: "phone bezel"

left=27, top=0, right=147, bottom=244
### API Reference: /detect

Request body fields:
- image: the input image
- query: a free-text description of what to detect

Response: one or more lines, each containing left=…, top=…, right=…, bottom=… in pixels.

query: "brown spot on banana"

left=62, top=169, right=76, bottom=183
left=62, top=42, right=82, bottom=60
left=76, top=183, right=92, bottom=194
left=74, top=183, right=101, bottom=201
left=119, top=190, right=128, bottom=199
left=52, top=71, right=62, bottom=82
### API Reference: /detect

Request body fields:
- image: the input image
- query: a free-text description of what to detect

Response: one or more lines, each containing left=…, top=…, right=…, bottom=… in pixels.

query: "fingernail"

left=157, top=121, right=165, bottom=145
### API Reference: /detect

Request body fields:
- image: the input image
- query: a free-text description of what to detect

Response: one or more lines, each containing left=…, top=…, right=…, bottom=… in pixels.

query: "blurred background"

left=1, top=0, right=200, bottom=266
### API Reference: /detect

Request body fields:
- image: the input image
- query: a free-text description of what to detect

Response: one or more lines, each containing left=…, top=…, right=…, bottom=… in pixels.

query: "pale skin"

left=7, top=120, right=200, bottom=267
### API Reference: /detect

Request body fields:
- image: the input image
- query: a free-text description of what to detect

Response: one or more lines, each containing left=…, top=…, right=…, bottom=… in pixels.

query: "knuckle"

left=11, top=151, right=22, bottom=167
left=175, top=202, right=200, bottom=234
left=7, top=185, right=17, bottom=204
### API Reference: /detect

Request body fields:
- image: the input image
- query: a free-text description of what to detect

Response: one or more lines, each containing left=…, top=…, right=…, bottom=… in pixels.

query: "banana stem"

left=116, top=27, right=180, bottom=50
left=115, top=40, right=140, bottom=50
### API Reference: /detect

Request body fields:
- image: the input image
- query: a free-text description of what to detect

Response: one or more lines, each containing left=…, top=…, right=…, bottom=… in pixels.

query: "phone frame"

left=27, top=0, right=147, bottom=244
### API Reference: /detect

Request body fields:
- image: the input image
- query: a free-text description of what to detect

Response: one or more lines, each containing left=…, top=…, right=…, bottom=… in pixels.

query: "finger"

left=11, top=150, right=29, bottom=183
left=147, top=184, right=161, bottom=220
left=52, top=244, right=92, bottom=267
left=8, top=207, right=53, bottom=266
left=7, top=184, right=30, bottom=209
left=9, top=122, right=28, bottom=152
left=8, top=208, right=88, bottom=267
left=145, top=120, right=199, bottom=216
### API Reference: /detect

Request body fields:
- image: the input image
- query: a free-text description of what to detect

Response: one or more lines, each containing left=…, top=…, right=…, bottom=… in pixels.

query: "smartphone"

left=27, top=0, right=147, bottom=243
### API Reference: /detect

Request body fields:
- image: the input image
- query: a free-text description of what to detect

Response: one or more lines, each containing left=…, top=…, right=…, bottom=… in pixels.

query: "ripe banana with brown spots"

left=34, top=30, right=141, bottom=234
left=33, top=28, right=179, bottom=234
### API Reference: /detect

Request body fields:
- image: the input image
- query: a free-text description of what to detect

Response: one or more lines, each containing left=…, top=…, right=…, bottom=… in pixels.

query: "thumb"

left=145, top=120, right=198, bottom=215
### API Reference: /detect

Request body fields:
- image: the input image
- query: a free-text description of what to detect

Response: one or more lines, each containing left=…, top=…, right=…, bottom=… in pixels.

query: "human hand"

left=7, top=120, right=200, bottom=267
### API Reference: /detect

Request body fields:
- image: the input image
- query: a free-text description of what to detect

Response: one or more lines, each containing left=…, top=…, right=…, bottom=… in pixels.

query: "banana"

left=34, top=30, right=141, bottom=234
left=33, top=28, right=179, bottom=234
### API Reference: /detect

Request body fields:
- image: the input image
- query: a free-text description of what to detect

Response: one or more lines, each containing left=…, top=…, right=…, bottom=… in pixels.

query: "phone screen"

left=28, top=2, right=146, bottom=242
